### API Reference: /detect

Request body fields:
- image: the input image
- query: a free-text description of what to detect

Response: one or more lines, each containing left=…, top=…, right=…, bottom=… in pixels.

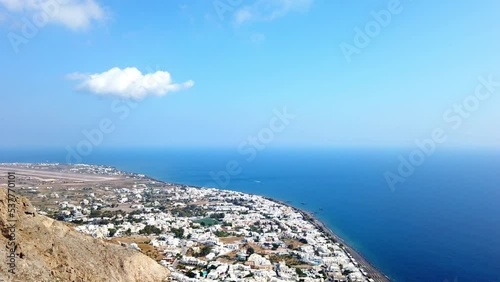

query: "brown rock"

left=0, top=189, right=169, bottom=282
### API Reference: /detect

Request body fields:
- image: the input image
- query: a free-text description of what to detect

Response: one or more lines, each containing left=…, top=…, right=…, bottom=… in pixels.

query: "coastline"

left=138, top=173, right=391, bottom=281
left=3, top=162, right=391, bottom=281
left=266, top=197, right=391, bottom=282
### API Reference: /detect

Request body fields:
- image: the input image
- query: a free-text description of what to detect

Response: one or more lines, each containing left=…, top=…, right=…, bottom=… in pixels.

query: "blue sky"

left=0, top=0, right=499, bottom=148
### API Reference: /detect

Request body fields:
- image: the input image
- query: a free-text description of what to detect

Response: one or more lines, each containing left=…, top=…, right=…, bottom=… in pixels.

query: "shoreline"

left=264, top=197, right=391, bottom=282
left=4, top=162, right=391, bottom=281
left=138, top=172, right=392, bottom=281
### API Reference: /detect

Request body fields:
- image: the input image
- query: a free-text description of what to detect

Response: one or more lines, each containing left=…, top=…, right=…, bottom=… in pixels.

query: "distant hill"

left=0, top=188, right=169, bottom=282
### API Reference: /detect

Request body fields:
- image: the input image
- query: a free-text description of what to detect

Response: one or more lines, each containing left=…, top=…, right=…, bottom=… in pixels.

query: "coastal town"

left=0, top=163, right=387, bottom=282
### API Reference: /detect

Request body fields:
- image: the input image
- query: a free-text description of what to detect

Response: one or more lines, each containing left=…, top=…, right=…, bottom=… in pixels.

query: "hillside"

left=0, top=188, right=169, bottom=282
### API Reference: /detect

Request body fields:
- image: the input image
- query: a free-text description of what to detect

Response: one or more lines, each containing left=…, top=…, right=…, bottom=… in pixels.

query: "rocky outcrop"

left=0, top=189, right=169, bottom=282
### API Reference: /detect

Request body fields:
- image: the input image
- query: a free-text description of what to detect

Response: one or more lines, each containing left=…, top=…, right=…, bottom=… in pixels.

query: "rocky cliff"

left=0, top=189, right=169, bottom=282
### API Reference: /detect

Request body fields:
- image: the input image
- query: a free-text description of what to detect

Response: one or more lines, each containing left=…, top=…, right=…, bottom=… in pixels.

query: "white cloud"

left=0, top=0, right=106, bottom=30
left=234, top=0, right=313, bottom=25
left=67, top=67, right=194, bottom=99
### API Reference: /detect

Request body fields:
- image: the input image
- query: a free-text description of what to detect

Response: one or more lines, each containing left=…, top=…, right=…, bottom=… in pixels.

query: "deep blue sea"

left=1, top=147, right=499, bottom=282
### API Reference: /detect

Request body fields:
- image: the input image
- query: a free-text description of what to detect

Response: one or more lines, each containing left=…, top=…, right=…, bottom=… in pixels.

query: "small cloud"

left=235, top=8, right=252, bottom=24
left=65, top=72, right=88, bottom=80
left=0, top=0, right=107, bottom=30
left=67, top=67, right=194, bottom=99
left=234, top=0, right=313, bottom=25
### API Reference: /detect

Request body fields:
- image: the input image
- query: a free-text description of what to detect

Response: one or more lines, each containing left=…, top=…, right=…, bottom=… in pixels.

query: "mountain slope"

left=0, top=188, right=169, bottom=282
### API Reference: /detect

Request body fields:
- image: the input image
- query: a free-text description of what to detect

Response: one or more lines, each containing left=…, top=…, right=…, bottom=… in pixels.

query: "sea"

left=1, top=147, right=499, bottom=282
